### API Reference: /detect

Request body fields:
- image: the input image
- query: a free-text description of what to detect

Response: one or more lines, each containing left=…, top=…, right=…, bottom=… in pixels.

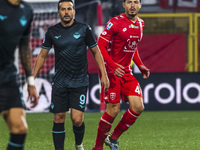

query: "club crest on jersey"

left=106, top=22, right=113, bottom=30
left=73, top=32, right=81, bottom=39
left=129, top=24, right=139, bottom=29
left=19, top=16, right=27, bottom=27
left=110, top=93, right=116, bottom=100
left=0, top=15, right=7, bottom=21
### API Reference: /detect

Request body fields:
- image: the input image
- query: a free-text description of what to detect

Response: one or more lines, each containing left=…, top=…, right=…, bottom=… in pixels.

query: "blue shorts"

left=50, top=86, right=87, bottom=113
left=0, top=80, right=24, bottom=113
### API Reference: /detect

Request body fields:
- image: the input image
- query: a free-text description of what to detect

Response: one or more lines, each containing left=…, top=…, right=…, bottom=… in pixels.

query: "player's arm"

left=98, top=38, right=118, bottom=70
left=33, top=28, right=51, bottom=79
left=98, top=21, right=125, bottom=77
left=90, top=45, right=109, bottom=91
left=133, top=48, right=150, bottom=79
left=85, top=25, right=109, bottom=90
left=19, top=38, right=39, bottom=108
left=33, top=48, right=50, bottom=78
left=98, top=38, right=125, bottom=77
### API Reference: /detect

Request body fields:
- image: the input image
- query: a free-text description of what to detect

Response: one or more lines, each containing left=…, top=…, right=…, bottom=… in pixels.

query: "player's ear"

left=73, top=9, right=76, bottom=15
left=122, top=2, right=125, bottom=9
left=139, top=3, right=142, bottom=9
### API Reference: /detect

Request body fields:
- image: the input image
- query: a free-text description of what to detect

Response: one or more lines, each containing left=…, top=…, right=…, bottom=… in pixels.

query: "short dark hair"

left=123, top=0, right=141, bottom=2
left=58, top=0, right=74, bottom=10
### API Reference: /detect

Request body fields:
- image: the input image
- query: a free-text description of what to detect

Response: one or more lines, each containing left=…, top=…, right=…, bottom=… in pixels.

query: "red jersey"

left=98, top=14, right=144, bottom=73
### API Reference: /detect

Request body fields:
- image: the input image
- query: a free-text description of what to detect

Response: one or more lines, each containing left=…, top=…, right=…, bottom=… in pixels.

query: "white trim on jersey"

left=100, top=36, right=110, bottom=43
left=138, top=18, right=143, bottom=41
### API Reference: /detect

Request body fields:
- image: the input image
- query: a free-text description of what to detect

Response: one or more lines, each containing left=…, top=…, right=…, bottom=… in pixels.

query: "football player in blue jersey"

left=33, top=0, right=109, bottom=150
left=0, top=0, right=39, bottom=150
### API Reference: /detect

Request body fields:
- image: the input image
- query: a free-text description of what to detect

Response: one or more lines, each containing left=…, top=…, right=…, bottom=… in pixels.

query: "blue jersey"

left=0, top=0, right=33, bottom=84
left=42, top=20, right=97, bottom=88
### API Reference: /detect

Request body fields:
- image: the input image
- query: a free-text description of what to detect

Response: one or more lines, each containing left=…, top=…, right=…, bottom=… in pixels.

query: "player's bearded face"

left=58, top=2, right=75, bottom=24
left=124, top=0, right=141, bottom=18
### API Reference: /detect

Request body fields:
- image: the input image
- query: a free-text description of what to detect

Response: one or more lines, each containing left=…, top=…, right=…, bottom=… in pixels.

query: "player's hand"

left=139, top=65, right=150, bottom=79
left=114, top=64, right=125, bottom=77
left=101, top=74, right=110, bottom=91
left=27, top=85, right=39, bottom=108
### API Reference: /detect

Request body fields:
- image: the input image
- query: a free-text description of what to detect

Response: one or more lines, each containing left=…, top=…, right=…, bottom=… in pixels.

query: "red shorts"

left=101, top=73, right=143, bottom=103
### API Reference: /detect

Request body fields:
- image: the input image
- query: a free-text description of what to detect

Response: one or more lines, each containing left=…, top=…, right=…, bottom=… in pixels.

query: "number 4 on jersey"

left=135, top=86, right=141, bottom=94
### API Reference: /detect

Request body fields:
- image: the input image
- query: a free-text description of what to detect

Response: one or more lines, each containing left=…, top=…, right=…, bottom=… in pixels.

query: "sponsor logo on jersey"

left=110, top=92, right=116, bottom=100
left=129, top=24, right=139, bottom=29
left=54, top=35, right=61, bottom=39
left=123, top=28, right=127, bottom=32
left=0, top=15, right=7, bottom=21
left=106, top=22, right=113, bottom=30
left=73, top=32, right=81, bottom=39
left=19, top=16, right=27, bottom=27
left=102, top=31, right=107, bottom=35
left=130, top=35, right=139, bottom=38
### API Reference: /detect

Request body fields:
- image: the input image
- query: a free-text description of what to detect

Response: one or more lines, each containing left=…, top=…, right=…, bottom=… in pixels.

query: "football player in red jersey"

left=92, top=0, right=150, bottom=150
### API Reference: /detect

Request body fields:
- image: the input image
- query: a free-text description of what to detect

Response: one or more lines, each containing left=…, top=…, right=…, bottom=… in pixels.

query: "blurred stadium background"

left=17, top=0, right=200, bottom=112
left=1, top=0, right=200, bottom=150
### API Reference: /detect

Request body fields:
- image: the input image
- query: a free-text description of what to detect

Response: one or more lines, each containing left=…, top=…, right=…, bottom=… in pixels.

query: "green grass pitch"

left=0, top=111, right=200, bottom=150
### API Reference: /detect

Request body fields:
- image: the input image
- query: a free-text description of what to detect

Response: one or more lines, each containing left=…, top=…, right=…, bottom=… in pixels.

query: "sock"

left=111, top=108, right=140, bottom=140
left=94, top=112, right=115, bottom=150
left=52, top=122, right=65, bottom=150
left=73, top=122, right=85, bottom=145
left=7, top=133, right=26, bottom=150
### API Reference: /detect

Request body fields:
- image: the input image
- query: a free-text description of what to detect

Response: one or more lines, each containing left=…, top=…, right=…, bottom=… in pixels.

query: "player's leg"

left=110, top=79, right=144, bottom=141
left=94, top=103, right=120, bottom=150
left=53, top=112, right=66, bottom=150
left=110, top=96, right=144, bottom=140
left=50, top=87, right=69, bottom=150
left=2, top=108, right=27, bottom=150
left=93, top=75, right=121, bottom=150
left=69, top=86, right=87, bottom=150
left=0, top=81, right=27, bottom=150
left=101, top=102, right=120, bottom=150
left=71, top=109, right=85, bottom=150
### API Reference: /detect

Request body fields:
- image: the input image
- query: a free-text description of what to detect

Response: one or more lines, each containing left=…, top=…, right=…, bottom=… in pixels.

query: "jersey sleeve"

left=85, top=25, right=97, bottom=48
left=133, top=48, right=144, bottom=67
left=142, top=20, right=145, bottom=31
left=42, top=29, right=52, bottom=50
left=98, top=18, right=118, bottom=70
left=21, top=10, right=33, bottom=39
left=99, top=18, right=116, bottom=43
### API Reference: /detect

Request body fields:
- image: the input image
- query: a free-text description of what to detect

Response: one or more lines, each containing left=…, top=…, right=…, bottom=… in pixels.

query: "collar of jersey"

left=123, top=13, right=138, bottom=23
left=59, top=19, right=77, bottom=29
